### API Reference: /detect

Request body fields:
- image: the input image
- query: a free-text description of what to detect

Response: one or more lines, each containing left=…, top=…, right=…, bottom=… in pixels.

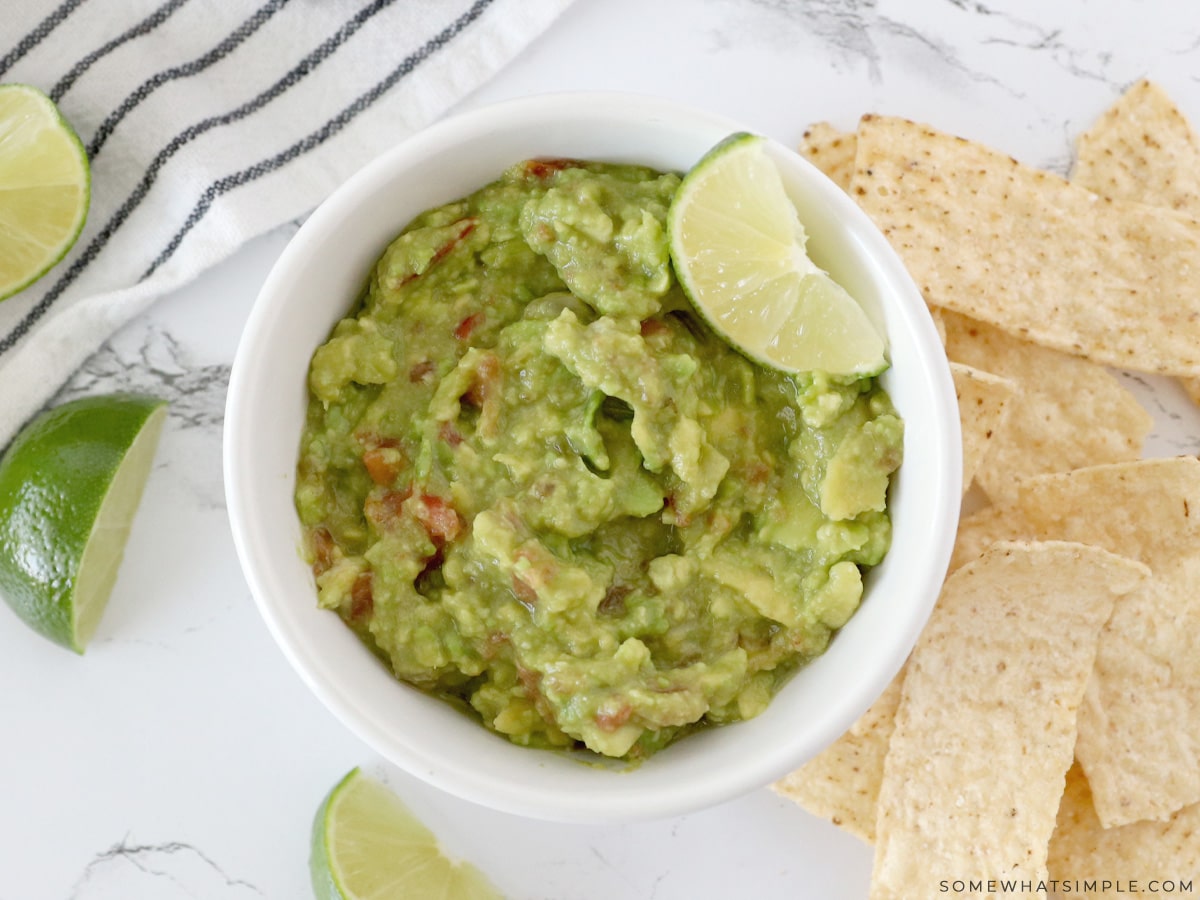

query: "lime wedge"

left=311, top=768, right=501, bottom=900
left=0, top=394, right=166, bottom=653
left=0, top=83, right=90, bottom=300
left=668, top=132, right=887, bottom=377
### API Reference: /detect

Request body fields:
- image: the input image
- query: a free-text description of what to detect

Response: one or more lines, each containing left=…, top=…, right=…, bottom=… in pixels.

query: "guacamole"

left=295, top=158, right=903, bottom=760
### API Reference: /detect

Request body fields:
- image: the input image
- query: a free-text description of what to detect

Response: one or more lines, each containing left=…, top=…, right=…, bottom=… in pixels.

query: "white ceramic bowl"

left=224, top=92, right=961, bottom=823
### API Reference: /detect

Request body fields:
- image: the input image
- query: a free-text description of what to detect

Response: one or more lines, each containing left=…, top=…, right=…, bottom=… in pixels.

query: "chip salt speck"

left=1049, top=762, right=1200, bottom=884
left=772, top=672, right=902, bottom=843
left=870, top=541, right=1147, bottom=899
left=1073, top=78, right=1200, bottom=405
left=778, top=93, right=1200, bottom=873
left=798, top=122, right=858, bottom=193
left=1074, top=79, right=1200, bottom=216
left=852, top=114, right=1200, bottom=376
left=942, top=310, right=1151, bottom=504
left=949, top=458, right=1200, bottom=827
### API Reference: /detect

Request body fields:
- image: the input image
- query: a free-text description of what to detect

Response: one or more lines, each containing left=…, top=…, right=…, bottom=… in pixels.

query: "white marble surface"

left=7, top=1, right=1200, bottom=897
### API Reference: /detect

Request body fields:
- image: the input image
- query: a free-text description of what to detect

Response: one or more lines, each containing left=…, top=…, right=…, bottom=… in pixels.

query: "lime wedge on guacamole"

left=668, top=132, right=887, bottom=377
left=311, top=768, right=500, bottom=900
left=0, top=393, right=166, bottom=652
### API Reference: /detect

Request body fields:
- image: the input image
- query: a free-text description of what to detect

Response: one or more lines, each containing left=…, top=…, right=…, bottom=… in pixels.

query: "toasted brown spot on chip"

left=1074, top=80, right=1200, bottom=216
left=798, top=122, right=858, bottom=192
left=772, top=671, right=904, bottom=844
left=870, top=541, right=1147, bottom=897
left=852, top=114, right=1200, bottom=376
left=1073, top=79, right=1200, bottom=405
left=1049, top=761, right=1200, bottom=880
left=949, top=458, right=1200, bottom=827
left=942, top=309, right=1151, bottom=504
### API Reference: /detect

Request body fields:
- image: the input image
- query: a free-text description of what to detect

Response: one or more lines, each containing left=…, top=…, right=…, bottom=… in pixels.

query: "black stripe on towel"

left=0, top=0, right=90, bottom=78
left=86, top=0, right=290, bottom=158
left=0, top=0, right=409, bottom=356
left=51, top=0, right=195, bottom=103
left=142, top=0, right=496, bottom=280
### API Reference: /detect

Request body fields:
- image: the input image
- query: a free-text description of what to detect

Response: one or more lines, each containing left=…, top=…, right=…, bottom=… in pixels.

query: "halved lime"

left=0, top=83, right=90, bottom=300
left=668, top=132, right=887, bottom=377
left=0, top=394, right=167, bottom=653
left=311, top=768, right=501, bottom=900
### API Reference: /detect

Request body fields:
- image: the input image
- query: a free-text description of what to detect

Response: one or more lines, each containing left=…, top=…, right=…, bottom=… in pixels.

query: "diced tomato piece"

left=400, top=218, right=478, bottom=286
left=436, top=219, right=477, bottom=262
left=483, top=631, right=510, bottom=660
left=512, top=574, right=538, bottom=605
left=409, top=359, right=435, bottom=383
left=662, top=494, right=693, bottom=528
left=364, top=485, right=413, bottom=527
left=463, top=352, right=501, bottom=407
left=516, top=665, right=541, bottom=696
left=400, top=218, right=480, bottom=285
left=595, top=703, right=633, bottom=732
left=438, top=421, right=463, bottom=447
left=416, top=494, right=462, bottom=545
left=599, top=584, right=632, bottom=616
left=515, top=665, right=557, bottom=724
left=310, top=527, right=335, bottom=576
left=639, top=318, right=668, bottom=337
left=522, top=158, right=578, bottom=179
left=350, top=572, right=374, bottom=621
left=362, top=446, right=404, bottom=485
left=454, top=312, right=484, bottom=341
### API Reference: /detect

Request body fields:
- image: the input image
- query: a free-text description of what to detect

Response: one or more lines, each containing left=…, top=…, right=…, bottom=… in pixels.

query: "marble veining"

left=10, top=1, right=1200, bottom=897
left=1120, top=372, right=1200, bottom=458
left=743, top=0, right=882, bottom=76
left=53, top=324, right=229, bottom=433
left=69, top=839, right=262, bottom=899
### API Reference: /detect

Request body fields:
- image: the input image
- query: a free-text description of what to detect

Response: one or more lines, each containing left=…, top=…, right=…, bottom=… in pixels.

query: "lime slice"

left=0, top=83, right=90, bottom=300
left=311, top=768, right=501, bottom=900
left=668, top=132, right=887, bottom=377
left=0, top=394, right=166, bottom=653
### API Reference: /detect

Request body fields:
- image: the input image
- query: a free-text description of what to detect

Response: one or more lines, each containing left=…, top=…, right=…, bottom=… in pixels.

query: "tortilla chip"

left=942, top=310, right=1151, bottom=504
left=799, top=122, right=857, bottom=192
left=1073, top=79, right=1200, bottom=406
left=948, top=457, right=1200, bottom=826
left=928, top=305, right=946, bottom=345
left=774, top=382, right=1013, bottom=837
left=948, top=502, right=1022, bottom=573
left=798, top=120, right=954, bottom=350
left=1074, top=79, right=1200, bottom=216
left=1179, top=378, right=1200, bottom=406
left=951, top=361, right=1016, bottom=495
left=1049, top=762, right=1200, bottom=885
left=870, top=542, right=1148, bottom=899
left=775, top=349, right=1011, bottom=835
left=772, top=672, right=903, bottom=843
left=851, top=114, right=1200, bottom=376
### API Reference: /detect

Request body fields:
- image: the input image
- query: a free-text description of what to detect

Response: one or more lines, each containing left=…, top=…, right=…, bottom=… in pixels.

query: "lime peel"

left=0, top=83, right=91, bottom=300
left=668, top=132, right=887, bottom=377
left=0, top=393, right=166, bottom=653
left=311, top=768, right=501, bottom=900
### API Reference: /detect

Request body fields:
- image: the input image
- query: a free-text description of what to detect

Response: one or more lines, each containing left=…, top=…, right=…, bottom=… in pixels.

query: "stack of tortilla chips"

left=775, top=81, right=1200, bottom=897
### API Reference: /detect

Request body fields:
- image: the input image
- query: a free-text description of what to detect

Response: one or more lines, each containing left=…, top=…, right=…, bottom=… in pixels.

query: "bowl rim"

left=224, top=89, right=962, bottom=823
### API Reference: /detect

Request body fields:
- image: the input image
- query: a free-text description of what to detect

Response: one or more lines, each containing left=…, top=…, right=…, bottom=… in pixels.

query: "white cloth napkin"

left=0, top=0, right=574, bottom=445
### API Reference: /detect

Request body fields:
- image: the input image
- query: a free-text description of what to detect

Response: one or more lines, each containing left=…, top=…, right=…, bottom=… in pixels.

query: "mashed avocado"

left=295, top=158, right=903, bottom=761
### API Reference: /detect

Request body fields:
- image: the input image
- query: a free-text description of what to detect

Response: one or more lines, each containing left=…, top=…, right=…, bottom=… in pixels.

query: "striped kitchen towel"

left=0, top=0, right=574, bottom=445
